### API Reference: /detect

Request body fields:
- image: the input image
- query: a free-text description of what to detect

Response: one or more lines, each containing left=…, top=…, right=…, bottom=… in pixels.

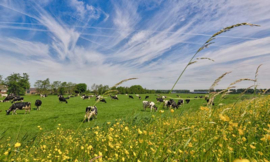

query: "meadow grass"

left=0, top=94, right=244, bottom=140
left=0, top=93, right=267, bottom=161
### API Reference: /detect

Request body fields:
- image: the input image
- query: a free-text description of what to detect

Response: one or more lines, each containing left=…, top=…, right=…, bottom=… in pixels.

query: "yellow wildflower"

left=250, top=144, right=256, bottom=149
left=138, top=129, right=142, bottom=134
left=4, top=151, right=8, bottom=155
left=14, top=142, right=21, bottom=148
left=170, top=109, right=174, bottom=113
left=219, top=114, right=230, bottom=121
left=159, top=110, right=164, bottom=113
left=238, top=129, right=244, bottom=135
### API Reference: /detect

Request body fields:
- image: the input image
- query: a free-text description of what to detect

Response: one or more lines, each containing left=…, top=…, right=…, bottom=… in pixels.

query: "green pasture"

left=0, top=94, right=252, bottom=140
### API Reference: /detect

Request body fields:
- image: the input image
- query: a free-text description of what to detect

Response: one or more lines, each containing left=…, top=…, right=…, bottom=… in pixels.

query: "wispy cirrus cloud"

left=0, top=0, right=269, bottom=90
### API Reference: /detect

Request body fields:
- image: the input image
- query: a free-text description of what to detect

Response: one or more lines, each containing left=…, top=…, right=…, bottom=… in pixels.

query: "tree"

left=76, top=83, right=87, bottom=94
left=67, top=82, right=76, bottom=94
left=51, top=81, right=61, bottom=94
left=34, top=78, right=50, bottom=94
left=59, top=87, right=65, bottom=95
left=5, top=73, right=30, bottom=95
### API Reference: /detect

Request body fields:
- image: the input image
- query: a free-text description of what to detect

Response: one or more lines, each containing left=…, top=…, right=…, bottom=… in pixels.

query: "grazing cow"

left=83, top=96, right=90, bottom=100
left=6, top=102, right=31, bottom=115
left=110, top=95, right=119, bottom=100
left=84, top=106, right=98, bottom=122
left=177, top=99, right=184, bottom=106
left=162, top=96, right=166, bottom=99
left=145, top=96, right=149, bottom=99
left=35, top=100, right=42, bottom=110
left=167, top=99, right=178, bottom=109
left=142, top=101, right=157, bottom=112
left=156, top=98, right=163, bottom=102
left=185, top=99, right=190, bottom=104
left=176, top=95, right=180, bottom=98
left=59, top=97, right=68, bottom=103
left=11, top=97, right=24, bottom=103
left=199, top=96, right=203, bottom=98
left=163, top=100, right=169, bottom=107
left=40, top=94, right=46, bottom=98
left=194, top=96, right=198, bottom=98
left=136, top=94, right=140, bottom=97
left=100, top=99, right=107, bottom=103
left=129, top=95, right=134, bottom=99
left=125, top=94, right=128, bottom=96
left=3, top=95, right=15, bottom=102
left=139, top=96, right=141, bottom=100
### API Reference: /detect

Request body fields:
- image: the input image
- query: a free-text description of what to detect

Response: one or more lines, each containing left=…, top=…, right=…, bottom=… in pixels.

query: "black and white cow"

left=6, top=102, right=31, bottom=115
left=177, top=99, right=184, bottom=106
left=84, top=106, right=98, bottom=122
left=83, top=96, right=90, bottom=100
left=142, top=101, right=157, bottom=112
left=100, top=99, right=107, bottom=103
left=145, top=96, right=149, bottom=99
left=129, top=95, right=134, bottom=99
left=11, top=97, right=24, bottom=103
left=167, top=99, right=179, bottom=109
left=185, top=99, right=190, bottom=104
left=59, top=97, right=68, bottom=103
left=139, top=96, right=141, bottom=100
left=35, top=100, right=42, bottom=110
left=156, top=98, right=163, bottom=102
left=3, top=95, right=15, bottom=102
left=110, top=95, right=119, bottom=100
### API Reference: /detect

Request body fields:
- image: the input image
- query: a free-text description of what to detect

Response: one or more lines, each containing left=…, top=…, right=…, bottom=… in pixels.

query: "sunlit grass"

left=0, top=94, right=269, bottom=161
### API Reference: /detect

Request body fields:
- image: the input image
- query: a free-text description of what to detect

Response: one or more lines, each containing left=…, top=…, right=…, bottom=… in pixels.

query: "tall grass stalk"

left=169, top=23, right=259, bottom=94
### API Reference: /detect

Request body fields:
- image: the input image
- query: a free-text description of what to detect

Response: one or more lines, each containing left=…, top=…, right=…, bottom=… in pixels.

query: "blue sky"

left=0, top=0, right=269, bottom=90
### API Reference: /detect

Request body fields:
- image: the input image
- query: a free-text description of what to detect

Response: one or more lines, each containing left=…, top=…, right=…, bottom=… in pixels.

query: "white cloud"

left=0, top=0, right=270, bottom=91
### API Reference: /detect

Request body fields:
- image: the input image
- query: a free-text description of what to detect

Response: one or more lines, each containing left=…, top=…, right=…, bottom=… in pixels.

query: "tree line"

left=2, top=73, right=268, bottom=95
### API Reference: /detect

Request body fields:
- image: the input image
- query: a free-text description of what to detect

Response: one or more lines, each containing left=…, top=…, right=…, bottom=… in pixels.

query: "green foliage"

left=4, top=73, right=30, bottom=95
left=76, top=83, right=87, bottom=94
left=51, top=81, right=61, bottom=95
left=34, top=78, right=50, bottom=94
left=59, top=87, right=65, bottom=95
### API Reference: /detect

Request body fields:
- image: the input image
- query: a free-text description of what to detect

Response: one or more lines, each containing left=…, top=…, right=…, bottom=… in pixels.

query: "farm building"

left=0, top=85, right=8, bottom=96
left=26, top=88, right=37, bottom=94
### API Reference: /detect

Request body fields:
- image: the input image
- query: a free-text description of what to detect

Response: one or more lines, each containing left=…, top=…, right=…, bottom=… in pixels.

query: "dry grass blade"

left=262, top=88, right=270, bottom=95
left=209, top=71, right=232, bottom=90
left=196, top=57, right=215, bottom=62
left=255, top=64, right=263, bottom=80
left=188, top=61, right=197, bottom=66
left=103, top=90, right=119, bottom=96
left=169, top=23, right=259, bottom=94
left=89, top=156, right=102, bottom=162
left=111, top=78, right=137, bottom=89
left=198, top=23, right=260, bottom=53
left=229, top=78, right=256, bottom=86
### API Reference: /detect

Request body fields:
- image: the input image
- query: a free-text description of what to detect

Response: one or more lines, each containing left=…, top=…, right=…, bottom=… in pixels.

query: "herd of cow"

left=0, top=93, right=43, bottom=115
left=1, top=93, right=212, bottom=122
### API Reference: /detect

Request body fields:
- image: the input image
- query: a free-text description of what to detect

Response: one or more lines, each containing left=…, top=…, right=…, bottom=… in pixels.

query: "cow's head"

left=6, top=108, right=11, bottom=115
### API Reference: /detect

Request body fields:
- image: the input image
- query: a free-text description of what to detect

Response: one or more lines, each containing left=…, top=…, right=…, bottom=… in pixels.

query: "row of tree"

left=34, top=78, right=87, bottom=95
left=2, top=73, right=268, bottom=95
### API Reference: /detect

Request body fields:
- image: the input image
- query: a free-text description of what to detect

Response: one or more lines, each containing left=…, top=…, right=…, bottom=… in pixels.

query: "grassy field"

left=0, top=94, right=247, bottom=139
left=1, top=93, right=268, bottom=162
